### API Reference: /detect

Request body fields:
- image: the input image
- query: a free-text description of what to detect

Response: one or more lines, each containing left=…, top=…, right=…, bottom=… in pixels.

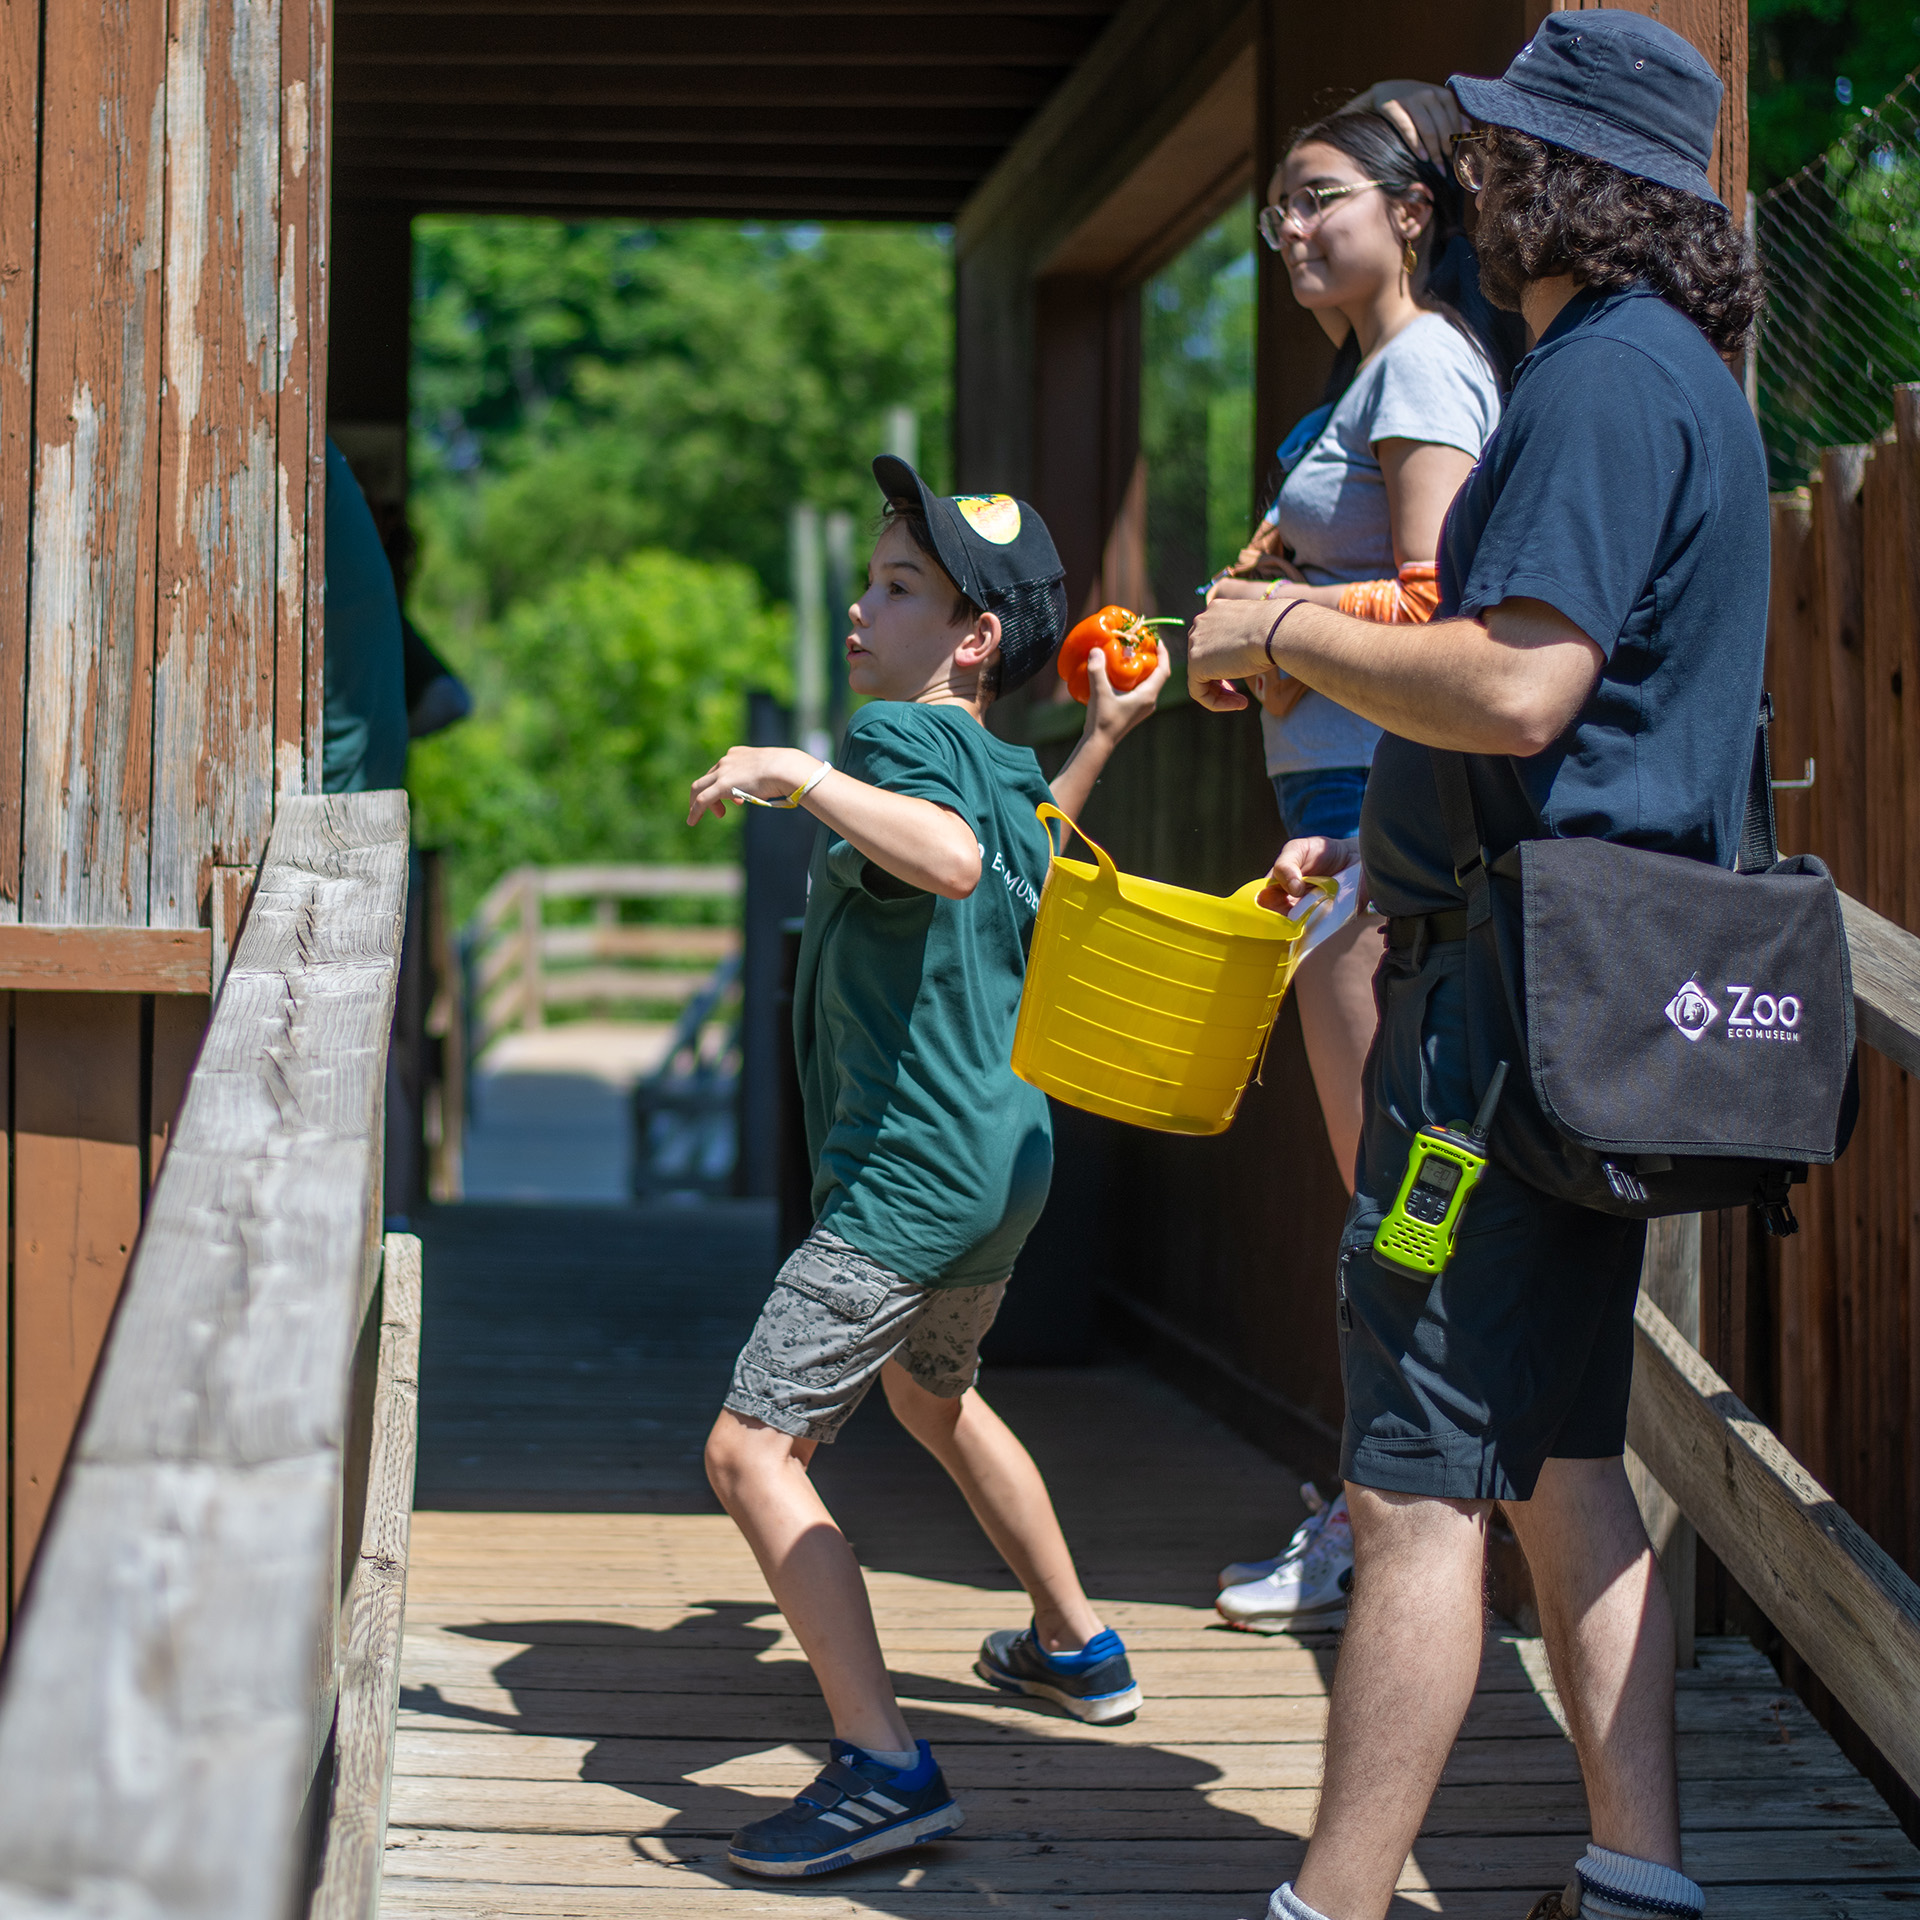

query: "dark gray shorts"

left=724, top=1227, right=1007, bottom=1444
left=1340, top=939, right=1648, bottom=1503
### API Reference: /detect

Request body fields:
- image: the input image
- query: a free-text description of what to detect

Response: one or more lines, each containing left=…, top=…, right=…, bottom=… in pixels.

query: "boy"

left=689, top=457, right=1168, bottom=1878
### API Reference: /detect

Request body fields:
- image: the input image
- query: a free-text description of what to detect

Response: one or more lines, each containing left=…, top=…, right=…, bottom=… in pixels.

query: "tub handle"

left=1229, top=869, right=1338, bottom=935
left=1036, top=802, right=1122, bottom=892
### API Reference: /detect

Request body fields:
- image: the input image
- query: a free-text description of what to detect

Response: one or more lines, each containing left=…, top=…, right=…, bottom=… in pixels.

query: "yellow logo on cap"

left=955, top=494, right=1021, bottom=544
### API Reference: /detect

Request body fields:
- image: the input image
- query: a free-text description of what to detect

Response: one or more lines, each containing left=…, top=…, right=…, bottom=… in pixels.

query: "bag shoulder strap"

left=1427, top=747, right=1493, bottom=930
left=1736, top=692, right=1780, bottom=874
left=1429, top=696, right=1779, bottom=906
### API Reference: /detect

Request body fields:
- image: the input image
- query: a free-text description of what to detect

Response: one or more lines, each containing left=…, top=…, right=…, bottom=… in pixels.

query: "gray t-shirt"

left=1261, top=313, right=1502, bottom=775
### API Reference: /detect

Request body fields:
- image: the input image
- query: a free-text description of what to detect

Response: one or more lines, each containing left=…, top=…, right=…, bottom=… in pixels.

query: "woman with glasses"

left=1216, top=106, right=1517, bottom=1185
left=1208, top=100, right=1519, bottom=1640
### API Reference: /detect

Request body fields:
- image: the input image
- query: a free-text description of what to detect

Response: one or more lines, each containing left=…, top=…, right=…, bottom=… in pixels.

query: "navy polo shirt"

left=1360, top=284, right=1769, bottom=918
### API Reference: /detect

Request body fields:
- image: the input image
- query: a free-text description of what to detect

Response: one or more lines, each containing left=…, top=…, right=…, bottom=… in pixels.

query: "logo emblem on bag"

left=1665, top=979, right=1721, bottom=1042
left=1725, top=984, right=1803, bottom=1042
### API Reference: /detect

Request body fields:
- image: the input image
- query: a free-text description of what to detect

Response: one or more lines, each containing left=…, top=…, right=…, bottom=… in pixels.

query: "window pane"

left=1140, top=197, right=1255, bottom=614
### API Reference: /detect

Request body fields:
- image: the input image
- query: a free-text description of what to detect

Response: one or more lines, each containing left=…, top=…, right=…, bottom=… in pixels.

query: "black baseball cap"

left=1451, top=11, right=1724, bottom=206
left=872, top=455, right=1069, bottom=694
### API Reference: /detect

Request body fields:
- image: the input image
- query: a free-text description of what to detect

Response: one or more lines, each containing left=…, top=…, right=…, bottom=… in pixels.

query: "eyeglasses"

left=1257, top=181, right=1387, bottom=249
left=1451, top=131, right=1490, bottom=193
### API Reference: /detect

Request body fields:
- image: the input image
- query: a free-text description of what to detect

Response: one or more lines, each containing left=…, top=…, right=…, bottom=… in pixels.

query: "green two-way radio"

left=1371, top=1061, right=1510, bottom=1280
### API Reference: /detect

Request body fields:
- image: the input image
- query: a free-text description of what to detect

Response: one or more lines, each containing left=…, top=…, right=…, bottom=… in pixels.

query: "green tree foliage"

left=407, top=548, right=790, bottom=920
left=1139, top=200, right=1256, bottom=611
left=411, top=219, right=953, bottom=633
left=1751, top=0, right=1920, bottom=187
left=405, top=217, right=952, bottom=920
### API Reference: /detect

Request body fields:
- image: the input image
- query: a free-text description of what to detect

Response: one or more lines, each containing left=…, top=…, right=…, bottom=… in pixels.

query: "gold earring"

left=1403, top=239, right=1418, bottom=274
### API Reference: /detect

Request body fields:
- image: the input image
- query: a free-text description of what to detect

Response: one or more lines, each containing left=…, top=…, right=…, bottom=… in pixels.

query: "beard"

left=1470, top=186, right=1531, bottom=312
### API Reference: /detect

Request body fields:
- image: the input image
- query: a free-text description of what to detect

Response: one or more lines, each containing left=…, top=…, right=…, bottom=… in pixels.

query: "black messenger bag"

left=1428, top=704, right=1856, bottom=1231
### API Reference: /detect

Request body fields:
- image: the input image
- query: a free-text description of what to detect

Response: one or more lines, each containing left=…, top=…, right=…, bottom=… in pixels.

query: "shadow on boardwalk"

left=383, top=1199, right=1920, bottom=1918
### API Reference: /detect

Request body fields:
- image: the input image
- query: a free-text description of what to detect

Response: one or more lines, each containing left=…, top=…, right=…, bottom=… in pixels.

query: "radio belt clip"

left=1371, top=1061, right=1509, bottom=1280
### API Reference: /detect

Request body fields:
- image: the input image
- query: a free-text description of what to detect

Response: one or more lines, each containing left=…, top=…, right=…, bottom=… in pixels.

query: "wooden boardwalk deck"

left=382, top=1202, right=1920, bottom=1918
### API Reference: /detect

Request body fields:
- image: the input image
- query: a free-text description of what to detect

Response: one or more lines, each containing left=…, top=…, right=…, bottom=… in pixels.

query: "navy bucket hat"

left=1450, top=11, right=1724, bottom=206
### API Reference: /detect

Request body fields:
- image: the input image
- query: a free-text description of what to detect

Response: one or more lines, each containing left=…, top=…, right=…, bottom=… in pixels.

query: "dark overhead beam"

left=335, top=64, right=1059, bottom=107
left=335, top=175, right=964, bottom=220
left=338, top=139, right=996, bottom=182
left=338, top=1, right=1109, bottom=13
left=333, top=102, right=1035, bottom=144
left=339, top=12, right=1097, bottom=61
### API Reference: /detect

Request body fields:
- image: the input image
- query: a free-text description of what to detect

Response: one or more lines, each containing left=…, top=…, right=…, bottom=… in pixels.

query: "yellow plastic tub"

left=1011, top=804, right=1332, bottom=1135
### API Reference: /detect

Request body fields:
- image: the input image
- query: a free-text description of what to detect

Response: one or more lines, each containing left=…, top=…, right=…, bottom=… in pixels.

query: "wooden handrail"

left=1619, top=886, right=1920, bottom=1795
left=0, top=793, right=409, bottom=1915
left=1627, top=1295, right=1920, bottom=1796
left=1839, top=890, right=1920, bottom=1074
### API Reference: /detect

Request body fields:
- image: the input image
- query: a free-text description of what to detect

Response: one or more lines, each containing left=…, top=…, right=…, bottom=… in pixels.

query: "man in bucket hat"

left=1189, top=16, right=1763, bottom=1920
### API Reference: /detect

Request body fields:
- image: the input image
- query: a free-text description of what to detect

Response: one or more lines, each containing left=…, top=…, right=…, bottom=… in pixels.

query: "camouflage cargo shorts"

left=723, top=1226, right=1008, bottom=1443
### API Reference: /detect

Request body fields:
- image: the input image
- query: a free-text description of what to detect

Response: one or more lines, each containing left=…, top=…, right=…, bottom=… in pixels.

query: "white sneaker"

left=1217, top=1482, right=1331, bottom=1588
left=1215, top=1489, right=1353, bottom=1632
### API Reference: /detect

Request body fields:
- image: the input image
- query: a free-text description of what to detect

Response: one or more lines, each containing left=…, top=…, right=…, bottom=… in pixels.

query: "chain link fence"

left=1756, top=72, right=1920, bottom=489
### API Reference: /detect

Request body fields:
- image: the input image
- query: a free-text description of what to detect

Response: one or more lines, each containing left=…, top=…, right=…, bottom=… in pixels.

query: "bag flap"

left=1518, top=839, right=1854, bottom=1161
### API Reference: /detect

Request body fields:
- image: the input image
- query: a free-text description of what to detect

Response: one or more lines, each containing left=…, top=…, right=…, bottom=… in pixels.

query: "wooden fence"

left=0, top=794, right=420, bottom=1918
left=465, top=863, right=741, bottom=1057
left=1763, top=388, right=1920, bottom=1595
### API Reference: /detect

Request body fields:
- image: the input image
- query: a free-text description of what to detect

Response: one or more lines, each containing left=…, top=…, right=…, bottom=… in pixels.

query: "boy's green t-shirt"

left=794, top=702, right=1057, bottom=1289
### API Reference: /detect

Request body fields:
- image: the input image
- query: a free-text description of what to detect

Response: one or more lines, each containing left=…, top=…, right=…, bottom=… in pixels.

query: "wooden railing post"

left=518, top=867, right=544, bottom=1032
left=311, top=1232, right=422, bottom=1920
left=1628, top=1214, right=1701, bottom=1667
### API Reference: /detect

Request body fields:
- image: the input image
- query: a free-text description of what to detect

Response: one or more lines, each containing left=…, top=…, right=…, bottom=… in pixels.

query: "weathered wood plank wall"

left=0, top=2, right=38, bottom=909
left=0, top=0, right=327, bottom=1619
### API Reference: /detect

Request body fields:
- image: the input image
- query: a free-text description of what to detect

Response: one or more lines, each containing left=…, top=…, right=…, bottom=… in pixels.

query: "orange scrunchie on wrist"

left=1337, top=562, right=1442, bottom=625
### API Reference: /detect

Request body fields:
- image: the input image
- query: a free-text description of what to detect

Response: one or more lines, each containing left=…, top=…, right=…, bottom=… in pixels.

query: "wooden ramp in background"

left=381, top=1203, right=1920, bottom=1918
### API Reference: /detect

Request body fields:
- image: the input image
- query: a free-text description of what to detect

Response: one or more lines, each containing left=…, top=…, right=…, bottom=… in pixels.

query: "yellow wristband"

left=732, top=758, right=833, bottom=810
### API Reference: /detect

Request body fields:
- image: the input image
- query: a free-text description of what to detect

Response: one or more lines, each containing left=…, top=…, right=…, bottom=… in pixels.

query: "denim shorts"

left=1273, top=766, right=1369, bottom=841
left=1338, top=937, right=1647, bottom=1502
left=724, top=1227, right=1007, bottom=1443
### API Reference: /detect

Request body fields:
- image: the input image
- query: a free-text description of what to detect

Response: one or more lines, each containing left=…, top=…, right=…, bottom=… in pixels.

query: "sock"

left=846, top=1740, right=919, bottom=1773
left=1035, top=1625, right=1124, bottom=1670
left=1268, top=1885, right=1334, bottom=1920
left=1574, top=1845, right=1705, bottom=1918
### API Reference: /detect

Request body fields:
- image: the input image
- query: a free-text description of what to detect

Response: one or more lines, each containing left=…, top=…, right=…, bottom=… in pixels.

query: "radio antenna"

left=1469, top=1061, right=1509, bottom=1147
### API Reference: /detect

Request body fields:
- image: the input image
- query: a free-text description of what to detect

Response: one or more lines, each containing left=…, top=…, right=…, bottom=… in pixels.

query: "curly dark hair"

left=1472, top=127, right=1763, bottom=356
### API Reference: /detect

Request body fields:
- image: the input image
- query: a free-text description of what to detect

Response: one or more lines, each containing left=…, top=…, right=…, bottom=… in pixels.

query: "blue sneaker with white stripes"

left=726, top=1740, right=962, bottom=1878
left=975, top=1623, right=1142, bottom=1723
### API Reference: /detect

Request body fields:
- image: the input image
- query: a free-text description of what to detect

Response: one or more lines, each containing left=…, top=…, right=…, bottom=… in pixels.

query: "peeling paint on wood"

left=151, top=0, right=284, bottom=929
left=296, top=0, right=330, bottom=795
left=0, top=1, right=42, bottom=924
left=277, top=5, right=319, bottom=803
left=23, top=10, right=168, bottom=927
